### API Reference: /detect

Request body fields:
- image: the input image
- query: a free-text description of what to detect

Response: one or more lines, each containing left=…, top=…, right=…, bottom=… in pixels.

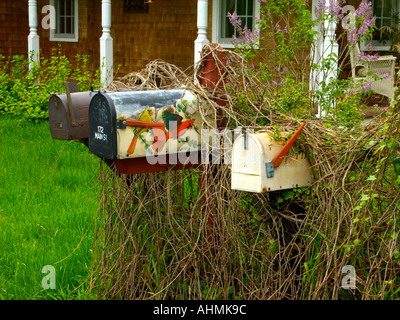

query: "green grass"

left=0, top=114, right=100, bottom=299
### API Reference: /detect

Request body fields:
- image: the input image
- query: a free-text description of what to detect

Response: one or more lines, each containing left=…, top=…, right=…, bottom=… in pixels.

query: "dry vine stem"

left=91, top=48, right=400, bottom=300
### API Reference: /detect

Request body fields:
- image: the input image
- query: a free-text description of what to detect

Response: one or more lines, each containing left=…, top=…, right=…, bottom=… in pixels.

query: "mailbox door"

left=231, top=135, right=263, bottom=193
left=89, top=93, right=117, bottom=159
left=70, top=92, right=91, bottom=140
left=48, top=95, right=70, bottom=140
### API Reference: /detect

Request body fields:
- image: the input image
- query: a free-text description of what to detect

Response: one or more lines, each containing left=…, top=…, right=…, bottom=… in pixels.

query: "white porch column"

left=194, top=0, right=209, bottom=65
left=100, top=0, right=113, bottom=86
left=28, top=0, right=40, bottom=67
left=310, top=0, right=339, bottom=118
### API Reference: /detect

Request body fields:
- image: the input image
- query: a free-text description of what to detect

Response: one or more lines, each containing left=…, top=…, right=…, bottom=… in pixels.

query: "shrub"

left=0, top=48, right=101, bottom=122
left=228, top=0, right=379, bottom=125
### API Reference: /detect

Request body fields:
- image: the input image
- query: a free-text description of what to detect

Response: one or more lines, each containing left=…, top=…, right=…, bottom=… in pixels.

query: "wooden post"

left=28, top=0, right=40, bottom=68
left=198, top=44, right=228, bottom=249
left=310, top=0, right=338, bottom=118
left=194, top=0, right=209, bottom=66
left=100, top=0, right=113, bottom=86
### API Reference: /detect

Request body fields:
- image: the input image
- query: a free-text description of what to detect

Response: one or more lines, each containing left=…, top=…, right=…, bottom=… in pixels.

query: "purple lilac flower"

left=228, top=11, right=260, bottom=46
left=380, top=106, right=389, bottom=112
left=375, top=71, right=390, bottom=79
left=347, top=29, right=359, bottom=43
left=374, top=106, right=389, bottom=115
left=328, top=0, right=345, bottom=20
left=271, top=78, right=287, bottom=87
left=354, top=1, right=376, bottom=30
left=361, top=82, right=372, bottom=93
left=345, top=87, right=357, bottom=95
left=228, top=11, right=242, bottom=29
left=275, top=23, right=289, bottom=34
left=275, top=66, right=288, bottom=75
left=347, top=1, right=376, bottom=43
left=243, top=26, right=259, bottom=45
left=357, top=51, right=379, bottom=61
left=354, top=1, right=374, bottom=19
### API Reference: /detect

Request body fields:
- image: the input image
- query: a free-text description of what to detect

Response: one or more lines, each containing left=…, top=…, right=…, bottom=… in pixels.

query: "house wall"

left=1, top=0, right=209, bottom=78
left=112, top=0, right=197, bottom=75
left=37, top=0, right=101, bottom=75
left=0, top=2, right=29, bottom=59
left=0, top=0, right=296, bottom=80
left=1, top=1, right=358, bottom=79
left=36, top=0, right=202, bottom=78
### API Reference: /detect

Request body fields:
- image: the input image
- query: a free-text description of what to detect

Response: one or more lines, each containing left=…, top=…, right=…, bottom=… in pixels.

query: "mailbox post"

left=198, top=44, right=228, bottom=249
left=199, top=43, right=228, bottom=129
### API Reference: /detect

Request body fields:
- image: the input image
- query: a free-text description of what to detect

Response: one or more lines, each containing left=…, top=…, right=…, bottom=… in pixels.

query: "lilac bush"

left=227, top=0, right=381, bottom=122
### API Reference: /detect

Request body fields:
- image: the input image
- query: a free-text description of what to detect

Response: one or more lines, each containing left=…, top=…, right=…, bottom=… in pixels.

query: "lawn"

left=0, top=114, right=100, bottom=299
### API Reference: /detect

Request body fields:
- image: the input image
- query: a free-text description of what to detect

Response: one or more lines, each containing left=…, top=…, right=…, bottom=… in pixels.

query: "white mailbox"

left=231, top=129, right=313, bottom=193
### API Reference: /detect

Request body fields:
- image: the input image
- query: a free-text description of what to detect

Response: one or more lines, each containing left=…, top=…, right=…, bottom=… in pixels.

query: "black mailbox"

left=48, top=91, right=92, bottom=141
left=88, top=89, right=204, bottom=160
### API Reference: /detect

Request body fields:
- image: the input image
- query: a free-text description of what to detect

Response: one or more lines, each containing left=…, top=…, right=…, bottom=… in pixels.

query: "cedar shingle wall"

left=112, top=0, right=198, bottom=76
left=1, top=0, right=205, bottom=77
left=37, top=0, right=199, bottom=77
left=0, top=2, right=29, bottom=58
left=37, top=0, right=101, bottom=75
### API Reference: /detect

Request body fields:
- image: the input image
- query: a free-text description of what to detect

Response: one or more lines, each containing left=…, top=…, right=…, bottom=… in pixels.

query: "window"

left=50, top=0, right=79, bottom=42
left=362, top=0, right=399, bottom=51
left=212, top=0, right=260, bottom=48
left=123, top=0, right=149, bottom=13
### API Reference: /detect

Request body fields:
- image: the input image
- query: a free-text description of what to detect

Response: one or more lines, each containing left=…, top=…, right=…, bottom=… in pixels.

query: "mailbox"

left=88, top=89, right=206, bottom=160
left=231, top=129, right=313, bottom=193
left=48, top=91, right=92, bottom=141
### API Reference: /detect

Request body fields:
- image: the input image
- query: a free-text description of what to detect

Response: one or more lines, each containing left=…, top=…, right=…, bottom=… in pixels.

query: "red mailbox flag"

left=271, top=123, right=306, bottom=169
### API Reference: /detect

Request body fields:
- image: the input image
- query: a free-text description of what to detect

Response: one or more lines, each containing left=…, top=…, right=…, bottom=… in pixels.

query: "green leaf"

left=283, top=190, right=295, bottom=200
left=268, top=239, right=277, bottom=253
left=361, top=194, right=370, bottom=202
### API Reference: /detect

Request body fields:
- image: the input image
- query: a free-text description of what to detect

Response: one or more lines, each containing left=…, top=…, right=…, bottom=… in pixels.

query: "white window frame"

left=361, top=0, right=399, bottom=51
left=212, top=0, right=260, bottom=49
left=50, top=0, right=79, bottom=42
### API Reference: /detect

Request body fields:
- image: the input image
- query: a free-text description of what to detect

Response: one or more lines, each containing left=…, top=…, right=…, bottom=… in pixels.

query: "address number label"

left=95, top=125, right=108, bottom=142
